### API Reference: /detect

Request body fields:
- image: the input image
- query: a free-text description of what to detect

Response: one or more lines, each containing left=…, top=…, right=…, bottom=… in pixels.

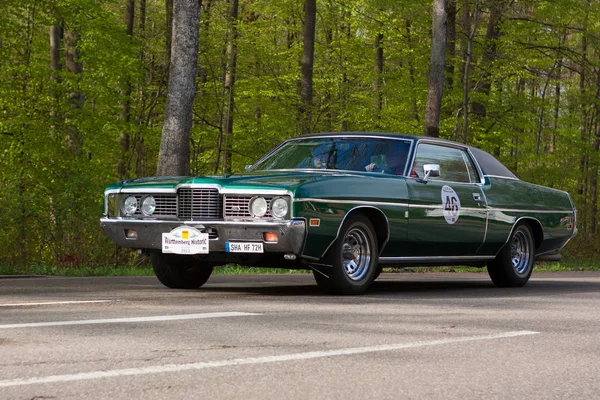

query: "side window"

left=412, top=143, right=472, bottom=183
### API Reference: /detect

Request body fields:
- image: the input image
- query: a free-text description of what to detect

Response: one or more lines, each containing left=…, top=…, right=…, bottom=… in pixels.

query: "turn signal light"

left=125, top=229, right=138, bottom=239
left=263, top=232, right=278, bottom=243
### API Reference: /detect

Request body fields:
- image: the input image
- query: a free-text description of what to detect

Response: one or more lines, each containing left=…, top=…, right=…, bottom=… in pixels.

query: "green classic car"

left=100, top=133, right=577, bottom=294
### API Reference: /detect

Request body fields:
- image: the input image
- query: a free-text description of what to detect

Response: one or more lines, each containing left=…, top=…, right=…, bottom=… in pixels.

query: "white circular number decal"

left=441, top=185, right=461, bottom=224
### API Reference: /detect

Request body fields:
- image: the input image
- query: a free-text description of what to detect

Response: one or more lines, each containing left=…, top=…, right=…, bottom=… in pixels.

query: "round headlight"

left=141, top=195, right=156, bottom=216
left=249, top=196, right=267, bottom=217
left=122, top=196, right=138, bottom=216
left=271, top=197, right=288, bottom=219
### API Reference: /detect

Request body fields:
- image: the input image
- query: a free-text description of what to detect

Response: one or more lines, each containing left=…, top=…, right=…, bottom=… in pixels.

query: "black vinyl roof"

left=468, top=146, right=518, bottom=179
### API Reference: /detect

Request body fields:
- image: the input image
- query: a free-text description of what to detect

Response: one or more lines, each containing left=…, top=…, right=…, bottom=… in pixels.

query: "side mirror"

left=245, top=164, right=253, bottom=171
left=423, top=164, right=440, bottom=181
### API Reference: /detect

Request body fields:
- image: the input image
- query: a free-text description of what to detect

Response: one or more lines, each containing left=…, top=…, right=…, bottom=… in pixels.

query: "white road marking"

left=0, top=330, right=539, bottom=388
left=0, top=300, right=116, bottom=307
left=0, top=312, right=259, bottom=329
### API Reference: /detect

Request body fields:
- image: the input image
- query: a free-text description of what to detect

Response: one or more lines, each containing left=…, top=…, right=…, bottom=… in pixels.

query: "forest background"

left=1, top=0, right=599, bottom=269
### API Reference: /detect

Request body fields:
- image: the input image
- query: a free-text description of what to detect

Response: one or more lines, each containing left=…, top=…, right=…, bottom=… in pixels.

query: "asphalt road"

left=0, top=271, right=599, bottom=399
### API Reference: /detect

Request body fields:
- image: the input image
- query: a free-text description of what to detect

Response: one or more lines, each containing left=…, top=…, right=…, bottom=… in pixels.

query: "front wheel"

left=150, top=252, right=213, bottom=289
left=313, top=215, right=379, bottom=295
left=487, top=223, right=535, bottom=287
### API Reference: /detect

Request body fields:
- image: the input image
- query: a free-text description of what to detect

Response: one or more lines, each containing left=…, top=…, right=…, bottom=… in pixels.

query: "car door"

left=405, top=142, right=487, bottom=257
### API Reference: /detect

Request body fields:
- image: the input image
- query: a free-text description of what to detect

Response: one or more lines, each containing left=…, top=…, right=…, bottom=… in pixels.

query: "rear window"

left=469, top=147, right=518, bottom=179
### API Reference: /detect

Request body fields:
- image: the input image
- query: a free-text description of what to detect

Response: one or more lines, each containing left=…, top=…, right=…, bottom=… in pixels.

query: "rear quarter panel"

left=480, top=177, right=576, bottom=256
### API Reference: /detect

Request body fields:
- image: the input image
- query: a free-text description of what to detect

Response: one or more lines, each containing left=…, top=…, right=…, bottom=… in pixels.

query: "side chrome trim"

left=379, top=255, right=495, bottom=263
left=408, top=204, right=485, bottom=213
left=294, top=198, right=409, bottom=208
left=488, top=207, right=574, bottom=214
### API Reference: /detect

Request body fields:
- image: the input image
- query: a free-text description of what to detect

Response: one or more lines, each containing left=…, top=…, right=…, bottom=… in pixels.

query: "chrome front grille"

left=224, top=196, right=272, bottom=218
left=126, top=190, right=282, bottom=220
left=133, top=195, right=177, bottom=217
left=178, top=188, right=221, bottom=219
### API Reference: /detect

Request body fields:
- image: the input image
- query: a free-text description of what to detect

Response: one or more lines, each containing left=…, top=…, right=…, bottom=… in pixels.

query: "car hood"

left=111, top=170, right=354, bottom=192
left=109, top=170, right=407, bottom=202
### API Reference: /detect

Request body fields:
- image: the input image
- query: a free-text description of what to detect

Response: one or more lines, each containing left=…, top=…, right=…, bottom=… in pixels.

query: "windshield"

left=250, top=137, right=413, bottom=175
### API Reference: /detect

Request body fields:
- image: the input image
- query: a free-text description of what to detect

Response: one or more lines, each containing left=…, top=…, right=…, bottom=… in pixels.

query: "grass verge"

left=0, top=259, right=597, bottom=277
left=0, top=264, right=310, bottom=277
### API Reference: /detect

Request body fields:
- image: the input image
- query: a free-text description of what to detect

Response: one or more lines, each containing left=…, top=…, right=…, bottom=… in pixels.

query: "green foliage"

left=2, top=0, right=600, bottom=268
left=0, top=0, right=166, bottom=267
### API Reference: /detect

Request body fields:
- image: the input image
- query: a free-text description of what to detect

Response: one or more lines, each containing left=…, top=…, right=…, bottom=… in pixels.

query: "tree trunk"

left=135, top=0, right=148, bottom=177
left=50, top=24, right=62, bottom=76
left=165, top=0, right=174, bottom=78
left=49, top=19, right=63, bottom=127
left=578, top=0, right=591, bottom=233
left=445, top=0, right=456, bottom=92
left=323, top=25, right=333, bottom=132
left=156, top=0, right=201, bottom=176
left=221, top=0, right=239, bottom=174
left=119, top=0, right=135, bottom=179
left=551, top=61, right=562, bottom=153
left=139, top=0, right=146, bottom=31
left=424, top=0, right=447, bottom=138
left=198, top=0, right=212, bottom=90
left=591, top=132, right=599, bottom=233
left=373, top=32, right=384, bottom=126
left=64, top=30, right=83, bottom=97
left=405, top=19, right=420, bottom=123
left=339, top=14, right=351, bottom=131
left=535, top=62, right=558, bottom=155
left=299, top=0, right=316, bottom=134
left=461, top=0, right=479, bottom=144
left=64, top=29, right=84, bottom=154
left=471, top=0, right=504, bottom=118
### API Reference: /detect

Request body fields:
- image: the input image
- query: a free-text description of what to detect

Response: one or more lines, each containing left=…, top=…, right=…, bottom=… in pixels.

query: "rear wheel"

left=312, top=215, right=378, bottom=295
left=150, top=252, right=213, bottom=289
left=487, top=223, right=535, bottom=287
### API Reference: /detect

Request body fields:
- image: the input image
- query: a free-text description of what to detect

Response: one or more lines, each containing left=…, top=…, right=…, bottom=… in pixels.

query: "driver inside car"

left=365, top=142, right=415, bottom=176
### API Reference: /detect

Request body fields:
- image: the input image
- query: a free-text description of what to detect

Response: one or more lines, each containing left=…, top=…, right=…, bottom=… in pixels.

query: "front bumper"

left=100, top=218, right=306, bottom=255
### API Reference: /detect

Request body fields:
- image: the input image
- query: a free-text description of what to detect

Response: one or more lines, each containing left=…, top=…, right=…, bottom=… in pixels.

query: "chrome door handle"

left=472, top=193, right=481, bottom=201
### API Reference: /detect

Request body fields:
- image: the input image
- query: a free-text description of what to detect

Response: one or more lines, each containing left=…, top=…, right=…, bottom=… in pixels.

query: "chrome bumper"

left=100, top=218, right=306, bottom=254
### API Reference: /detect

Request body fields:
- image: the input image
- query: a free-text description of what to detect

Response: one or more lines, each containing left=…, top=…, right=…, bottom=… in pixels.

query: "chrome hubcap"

left=511, top=230, right=531, bottom=276
left=341, top=227, right=371, bottom=281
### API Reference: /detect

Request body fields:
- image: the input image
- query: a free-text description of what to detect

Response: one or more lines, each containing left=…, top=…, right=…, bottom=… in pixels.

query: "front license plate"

left=225, top=242, right=264, bottom=253
left=162, top=226, right=209, bottom=255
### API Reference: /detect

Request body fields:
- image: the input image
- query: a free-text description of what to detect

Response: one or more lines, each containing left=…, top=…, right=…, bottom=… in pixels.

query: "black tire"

left=312, top=214, right=379, bottom=295
left=487, top=223, right=535, bottom=287
left=373, top=265, right=383, bottom=280
left=150, top=252, right=213, bottom=289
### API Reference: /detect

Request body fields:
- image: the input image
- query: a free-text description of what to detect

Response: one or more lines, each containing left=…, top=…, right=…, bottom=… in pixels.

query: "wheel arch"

left=322, top=206, right=389, bottom=258
left=506, top=217, right=543, bottom=253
